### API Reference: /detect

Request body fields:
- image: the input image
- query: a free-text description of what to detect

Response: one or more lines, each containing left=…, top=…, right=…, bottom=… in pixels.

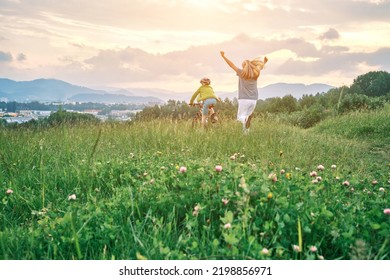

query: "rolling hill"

left=0, top=78, right=334, bottom=103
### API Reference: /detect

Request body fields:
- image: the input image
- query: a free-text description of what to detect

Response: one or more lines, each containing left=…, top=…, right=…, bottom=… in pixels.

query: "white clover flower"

left=293, top=245, right=301, bottom=252
left=261, top=248, right=269, bottom=255
left=317, top=165, right=325, bottom=171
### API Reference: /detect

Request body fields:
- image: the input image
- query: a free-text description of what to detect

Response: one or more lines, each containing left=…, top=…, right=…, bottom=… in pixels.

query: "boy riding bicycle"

left=189, top=77, right=221, bottom=126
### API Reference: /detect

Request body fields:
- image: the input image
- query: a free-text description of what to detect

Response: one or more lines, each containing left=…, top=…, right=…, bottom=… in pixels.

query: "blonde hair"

left=240, top=57, right=268, bottom=80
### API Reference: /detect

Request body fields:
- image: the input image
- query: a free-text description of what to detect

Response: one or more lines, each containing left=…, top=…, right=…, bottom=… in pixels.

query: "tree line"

left=134, top=71, right=390, bottom=128
left=1, top=71, right=389, bottom=129
left=0, top=101, right=145, bottom=114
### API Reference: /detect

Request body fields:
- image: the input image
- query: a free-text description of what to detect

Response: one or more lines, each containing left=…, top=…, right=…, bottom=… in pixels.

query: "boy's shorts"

left=202, top=98, right=217, bottom=115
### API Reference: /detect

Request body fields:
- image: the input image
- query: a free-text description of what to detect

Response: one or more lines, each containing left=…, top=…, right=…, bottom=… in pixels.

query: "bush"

left=0, top=118, right=6, bottom=127
left=46, top=109, right=100, bottom=126
left=274, top=104, right=330, bottom=129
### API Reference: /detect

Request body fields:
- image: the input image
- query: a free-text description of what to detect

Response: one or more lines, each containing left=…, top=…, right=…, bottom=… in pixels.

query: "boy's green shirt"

left=190, top=85, right=218, bottom=104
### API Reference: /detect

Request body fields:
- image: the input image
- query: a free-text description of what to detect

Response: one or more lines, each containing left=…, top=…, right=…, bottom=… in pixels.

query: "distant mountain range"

left=0, top=78, right=335, bottom=103
left=0, top=78, right=165, bottom=104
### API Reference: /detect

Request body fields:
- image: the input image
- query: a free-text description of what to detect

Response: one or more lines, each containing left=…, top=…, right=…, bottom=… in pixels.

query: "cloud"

left=319, top=28, right=340, bottom=41
left=1, top=0, right=389, bottom=90
left=0, top=51, right=13, bottom=62
left=275, top=47, right=390, bottom=76
left=50, top=33, right=389, bottom=88
left=2, top=0, right=389, bottom=40
left=17, top=53, right=26, bottom=61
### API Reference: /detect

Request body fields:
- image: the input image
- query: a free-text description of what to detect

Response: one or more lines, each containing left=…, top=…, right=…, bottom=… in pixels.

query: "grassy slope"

left=0, top=108, right=389, bottom=260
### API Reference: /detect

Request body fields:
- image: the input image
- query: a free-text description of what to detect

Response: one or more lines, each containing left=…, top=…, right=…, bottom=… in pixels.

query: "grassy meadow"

left=0, top=106, right=389, bottom=260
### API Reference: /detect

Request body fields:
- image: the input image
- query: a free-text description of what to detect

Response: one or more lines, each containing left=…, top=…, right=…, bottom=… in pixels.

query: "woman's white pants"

left=237, top=99, right=257, bottom=125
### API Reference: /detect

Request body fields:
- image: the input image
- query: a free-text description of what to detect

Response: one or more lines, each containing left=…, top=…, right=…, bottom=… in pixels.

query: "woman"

left=220, top=51, right=268, bottom=133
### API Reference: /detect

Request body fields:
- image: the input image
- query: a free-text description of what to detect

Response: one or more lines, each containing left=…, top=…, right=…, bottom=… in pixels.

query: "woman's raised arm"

left=220, top=51, right=239, bottom=73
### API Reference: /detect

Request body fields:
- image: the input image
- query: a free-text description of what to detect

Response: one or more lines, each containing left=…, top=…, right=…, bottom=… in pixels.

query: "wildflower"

left=150, top=179, right=155, bottom=184
left=335, top=176, right=340, bottom=180
left=350, top=187, right=355, bottom=192
left=310, top=171, right=317, bottom=177
left=372, top=180, right=378, bottom=185
left=318, top=255, right=325, bottom=260
left=222, top=198, right=229, bottom=205
left=331, top=164, right=337, bottom=169
left=384, top=209, right=390, bottom=215
left=317, top=165, right=325, bottom=171
left=160, top=166, right=166, bottom=170
left=311, top=179, right=319, bottom=184
left=179, top=166, right=187, bottom=173
left=379, top=187, right=385, bottom=192
left=224, top=223, right=231, bottom=229
left=316, top=176, right=322, bottom=182
left=343, top=180, right=350, bottom=187
left=6, top=189, right=13, bottom=195
left=295, top=167, right=300, bottom=171
left=230, top=153, right=237, bottom=160
left=268, top=173, right=277, bottom=182
left=68, top=194, right=76, bottom=201
left=267, top=192, right=273, bottom=199
left=193, top=204, right=201, bottom=216
left=310, top=246, right=317, bottom=253
left=293, top=245, right=301, bottom=252
left=261, top=248, right=269, bottom=255
left=280, top=169, right=285, bottom=175
left=285, top=173, right=292, bottom=180
left=215, top=165, right=223, bottom=172
left=279, top=150, right=283, bottom=157
left=239, top=177, right=249, bottom=193
left=143, top=172, right=148, bottom=176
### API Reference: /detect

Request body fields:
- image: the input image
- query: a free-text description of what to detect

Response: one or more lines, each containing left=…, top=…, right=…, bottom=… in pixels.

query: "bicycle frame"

left=191, top=103, right=218, bottom=128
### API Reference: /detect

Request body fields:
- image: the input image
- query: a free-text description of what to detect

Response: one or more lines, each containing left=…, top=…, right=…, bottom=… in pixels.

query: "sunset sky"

left=1, top=0, right=390, bottom=94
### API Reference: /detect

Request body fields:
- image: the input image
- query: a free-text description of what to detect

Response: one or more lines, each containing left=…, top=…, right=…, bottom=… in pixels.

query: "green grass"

left=0, top=110, right=389, bottom=260
left=312, top=105, right=390, bottom=168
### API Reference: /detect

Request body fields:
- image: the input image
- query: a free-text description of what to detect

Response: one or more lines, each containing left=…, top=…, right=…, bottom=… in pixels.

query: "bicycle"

left=190, top=102, right=218, bottom=128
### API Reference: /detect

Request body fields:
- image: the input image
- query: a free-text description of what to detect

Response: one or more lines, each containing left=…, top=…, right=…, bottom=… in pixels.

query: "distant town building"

left=83, top=109, right=101, bottom=116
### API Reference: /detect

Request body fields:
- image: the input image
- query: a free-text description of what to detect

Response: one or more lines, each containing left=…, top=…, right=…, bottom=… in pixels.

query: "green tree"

left=280, top=95, right=298, bottom=113
left=47, top=109, right=100, bottom=126
left=299, top=94, right=317, bottom=109
left=350, top=71, right=390, bottom=97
